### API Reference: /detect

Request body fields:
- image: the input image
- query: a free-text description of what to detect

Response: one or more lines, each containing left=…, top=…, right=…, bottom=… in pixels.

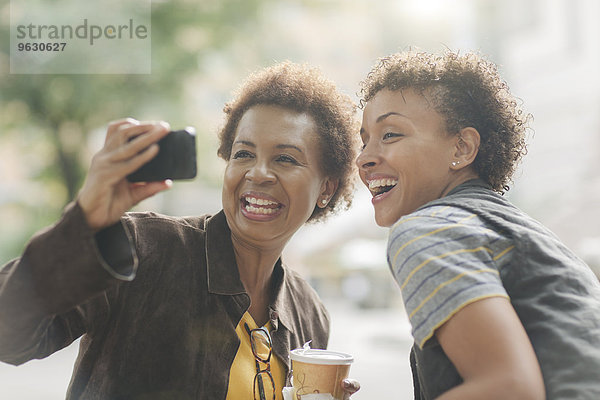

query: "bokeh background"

left=1, top=0, right=599, bottom=398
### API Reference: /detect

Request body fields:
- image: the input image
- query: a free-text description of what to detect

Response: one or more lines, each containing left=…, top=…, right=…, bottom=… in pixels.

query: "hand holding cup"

left=290, top=348, right=355, bottom=400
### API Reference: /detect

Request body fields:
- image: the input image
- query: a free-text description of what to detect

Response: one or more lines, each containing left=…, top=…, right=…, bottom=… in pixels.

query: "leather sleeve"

left=0, top=202, right=134, bottom=365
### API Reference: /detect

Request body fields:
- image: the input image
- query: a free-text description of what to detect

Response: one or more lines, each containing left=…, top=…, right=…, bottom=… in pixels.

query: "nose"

left=355, top=142, right=379, bottom=171
left=246, top=160, right=276, bottom=184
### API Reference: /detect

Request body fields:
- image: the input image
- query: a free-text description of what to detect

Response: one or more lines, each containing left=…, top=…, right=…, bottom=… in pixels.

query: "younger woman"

left=357, top=50, right=600, bottom=399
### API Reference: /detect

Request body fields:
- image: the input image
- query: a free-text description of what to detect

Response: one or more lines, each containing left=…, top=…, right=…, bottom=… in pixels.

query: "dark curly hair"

left=359, top=50, right=530, bottom=193
left=218, top=62, right=359, bottom=222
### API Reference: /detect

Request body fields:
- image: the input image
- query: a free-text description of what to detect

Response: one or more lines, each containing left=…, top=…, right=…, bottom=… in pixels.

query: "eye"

left=276, top=154, right=300, bottom=164
left=360, top=140, right=367, bottom=151
left=359, top=137, right=368, bottom=151
left=383, top=132, right=403, bottom=140
left=232, top=150, right=254, bottom=159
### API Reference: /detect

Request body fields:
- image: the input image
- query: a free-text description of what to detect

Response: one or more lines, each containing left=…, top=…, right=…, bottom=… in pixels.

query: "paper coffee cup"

left=290, top=348, right=354, bottom=400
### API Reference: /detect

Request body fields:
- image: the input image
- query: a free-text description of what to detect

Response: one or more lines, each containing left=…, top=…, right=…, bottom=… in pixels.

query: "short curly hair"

left=218, top=62, right=359, bottom=222
left=359, top=50, right=530, bottom=193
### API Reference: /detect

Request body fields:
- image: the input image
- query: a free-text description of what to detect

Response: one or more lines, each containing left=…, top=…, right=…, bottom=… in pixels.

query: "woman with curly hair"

left=357, top=50, right=600, bottom=399
left=0, top=62, right=360, bottom=399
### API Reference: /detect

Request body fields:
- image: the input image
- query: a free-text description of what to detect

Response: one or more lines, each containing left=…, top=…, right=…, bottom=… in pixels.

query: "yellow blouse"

left=226, top=311, right=285, bottom=400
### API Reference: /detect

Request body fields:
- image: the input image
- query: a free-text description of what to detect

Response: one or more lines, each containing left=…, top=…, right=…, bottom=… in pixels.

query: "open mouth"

left=368, top=178, right=398, bottom=197
left=241, top=195, right=283, bottom=215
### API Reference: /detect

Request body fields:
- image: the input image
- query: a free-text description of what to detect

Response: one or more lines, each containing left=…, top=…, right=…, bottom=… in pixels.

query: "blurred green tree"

left=0, top=0, right=271, bottom=260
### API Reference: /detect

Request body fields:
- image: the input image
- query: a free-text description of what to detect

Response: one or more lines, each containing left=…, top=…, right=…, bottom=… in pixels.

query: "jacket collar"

left=446, top=178, right=492, bottom=196
left=205, top=210, right=246, bottom=296
left=204, top=210, right=293, bottom=331
left=268, top=261, right=294, bottom=332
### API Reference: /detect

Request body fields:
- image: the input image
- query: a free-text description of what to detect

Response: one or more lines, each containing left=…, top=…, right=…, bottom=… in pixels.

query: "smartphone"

left=126, top=127, right=197, bottom=182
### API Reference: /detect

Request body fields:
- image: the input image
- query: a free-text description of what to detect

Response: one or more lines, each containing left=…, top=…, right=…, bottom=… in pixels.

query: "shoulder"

left=388, top=205, right=511, bottom=272
left=120, top=212, right=216, bottom=258
left=122, top=211, right=212, bottom=240
left=124, top=211, right=210, bottom=231
left=280, top=265, right=330, bottom=343
left=282, top=266, right=327, bottom=313
left=388, top=205, right=513, bottom=347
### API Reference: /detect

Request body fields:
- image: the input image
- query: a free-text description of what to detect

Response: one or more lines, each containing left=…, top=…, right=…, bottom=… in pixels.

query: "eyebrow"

left=234, top=140, right=255, bottom=147
left=277, top=144, right=304, bottom=153
left=233, top=140, right=304, bottom=154
left=376, top=111, right=407, bottom=123
left=360, top=111, right=408, bottom=134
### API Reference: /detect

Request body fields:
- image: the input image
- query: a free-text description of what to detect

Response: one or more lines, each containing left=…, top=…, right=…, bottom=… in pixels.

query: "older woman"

left=0, top=62, right=360, bottom=399
left=356, top=50, right=600, bottom=399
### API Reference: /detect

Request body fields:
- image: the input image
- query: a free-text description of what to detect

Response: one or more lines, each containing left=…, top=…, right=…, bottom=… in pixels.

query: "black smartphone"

left=126, top=127, right=197, bottom=182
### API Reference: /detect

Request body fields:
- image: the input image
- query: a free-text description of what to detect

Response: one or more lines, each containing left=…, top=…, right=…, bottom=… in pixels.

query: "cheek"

left=355, top=164, right=370, bottom=188
left=358, top=168, right=368, bottom=183
left=223, top=162, right=242, bottom=182
left=404, top=145, right=443, bottom=176
left=222, top=165, right=241, bottom=198
left=293, top=173, right=321, bottom=204
left=221, top=182, right=233, bottom=210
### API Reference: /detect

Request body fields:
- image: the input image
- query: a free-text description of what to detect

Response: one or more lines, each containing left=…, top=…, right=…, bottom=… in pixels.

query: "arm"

left=387, top=209, right=546, bottom=399
left=0, top=208, right=100, bottom=364
left=0, top=119, right=171, bottom=365
left=435, top=297, right=545, bottom=400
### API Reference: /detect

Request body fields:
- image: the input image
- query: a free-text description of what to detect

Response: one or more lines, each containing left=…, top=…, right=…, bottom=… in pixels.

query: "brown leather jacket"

left=0, top=203, right=330, bottom=399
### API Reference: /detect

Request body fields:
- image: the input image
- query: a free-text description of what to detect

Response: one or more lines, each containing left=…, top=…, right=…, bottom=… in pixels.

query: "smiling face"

left=356, top=88, right=461, bottom=227
left=222, top=104, right=335, bottom=250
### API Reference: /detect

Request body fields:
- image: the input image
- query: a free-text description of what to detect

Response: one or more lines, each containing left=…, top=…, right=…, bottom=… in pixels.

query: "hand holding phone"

left=78, top=119, right=175, bottom=231
left=126, top=127, right=197, bottom=182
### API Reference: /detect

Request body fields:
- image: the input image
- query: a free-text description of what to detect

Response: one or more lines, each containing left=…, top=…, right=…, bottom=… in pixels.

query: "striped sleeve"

left=387, top=206, right=513, bottom=348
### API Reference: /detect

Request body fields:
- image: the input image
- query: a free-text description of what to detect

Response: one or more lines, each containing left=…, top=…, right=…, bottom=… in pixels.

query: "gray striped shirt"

left=388, top=205, right=513, bottom=347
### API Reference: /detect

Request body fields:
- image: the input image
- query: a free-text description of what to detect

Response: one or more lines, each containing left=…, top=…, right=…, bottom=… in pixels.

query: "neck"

left=231, top=234, right=286, bottom=325
left=234, top=243, right=281, bottom=292
left=442, top=169, right=480, bottom=198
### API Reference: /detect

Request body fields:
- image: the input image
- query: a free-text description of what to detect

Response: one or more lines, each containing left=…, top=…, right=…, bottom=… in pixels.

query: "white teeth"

left=243, top=196, right=280, bottom=215
left=368, top=178, right=398, bottom=190
left=245, top=196, right=278, bottom=206
left=245, top=205, right=278, bottom=215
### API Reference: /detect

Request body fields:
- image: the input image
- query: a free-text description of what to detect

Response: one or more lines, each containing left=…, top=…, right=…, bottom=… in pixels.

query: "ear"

left=450, top=127, right=480, bottom=170
left=317, top=178, right=339, bottom=208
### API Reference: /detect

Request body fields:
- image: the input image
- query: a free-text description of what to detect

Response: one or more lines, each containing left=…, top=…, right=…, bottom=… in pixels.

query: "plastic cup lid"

left=290, top=348, right=354, bottom=365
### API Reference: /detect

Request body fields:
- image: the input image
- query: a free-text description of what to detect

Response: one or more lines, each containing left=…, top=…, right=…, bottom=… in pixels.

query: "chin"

left=375, top=206, right=410, bottom=227
left=375, top=214, right=395, bottom=228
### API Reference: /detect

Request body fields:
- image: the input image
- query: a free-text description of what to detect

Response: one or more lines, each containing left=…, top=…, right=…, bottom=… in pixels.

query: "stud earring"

left=321, top=199, right=327, bottom=205
left=451, top=161, right=460, bottom=167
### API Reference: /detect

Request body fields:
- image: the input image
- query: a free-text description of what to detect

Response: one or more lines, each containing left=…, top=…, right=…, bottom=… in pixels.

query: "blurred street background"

left=1, top=0, right=599, bottom=398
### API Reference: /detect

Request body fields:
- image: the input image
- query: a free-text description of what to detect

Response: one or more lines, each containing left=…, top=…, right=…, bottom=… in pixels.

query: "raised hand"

left=77, top=118, right=172, bottom=231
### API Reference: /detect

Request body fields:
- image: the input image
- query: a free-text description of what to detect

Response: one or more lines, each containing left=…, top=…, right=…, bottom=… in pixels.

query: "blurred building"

left=281, top=0, right=600, bottom=308
left=498, top=0, right=600, bottom=277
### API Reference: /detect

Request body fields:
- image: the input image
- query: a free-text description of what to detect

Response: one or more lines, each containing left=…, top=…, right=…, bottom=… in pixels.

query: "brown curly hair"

left=359, top=50, right=530, bottom=193
left=218, top=62, right=359, bottom=222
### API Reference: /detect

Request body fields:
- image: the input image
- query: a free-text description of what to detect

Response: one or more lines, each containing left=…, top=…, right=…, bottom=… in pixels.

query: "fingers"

left=118, top=142, right=161, bottom=178
left=114, top=124, right=169, bottom=161
left=84, top=119, right=172, bottom=191
left=96, top=120, right=171, bottom=179
left=77, top=119, right=173, bottom=231
left=104, top=118, right=140, bottom=145
left=107, top=121, right=170, bottom=155
left=341, top=378, right=361, bottom=399
left=130, top=180, right=173, bottom=204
